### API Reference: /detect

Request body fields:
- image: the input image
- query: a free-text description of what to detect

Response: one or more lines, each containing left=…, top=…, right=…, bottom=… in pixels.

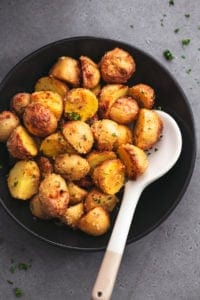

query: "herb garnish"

left=14, top=287, right=23, bottom=298
left=112, top=133, right=117, bottom=137
left=7, top=280, right=13, bottom=285
left=18, top=262, right=31, bottom=271
left=169, top=0, right=174, bottom=5
left=174, top=28, right=179, bottom=33
left=182, top=39, right=190, bottom=46
left=163, top=50, right=174, bottom=61
left=185, top=14, right=190, bottom=18
left=186, top=69, right=192, bottom=74
left=68, top=112, right=81, bottom=121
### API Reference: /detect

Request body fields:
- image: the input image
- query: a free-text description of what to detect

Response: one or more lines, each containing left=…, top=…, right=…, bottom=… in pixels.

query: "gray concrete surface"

left=0, top=0, right=199, bottom=299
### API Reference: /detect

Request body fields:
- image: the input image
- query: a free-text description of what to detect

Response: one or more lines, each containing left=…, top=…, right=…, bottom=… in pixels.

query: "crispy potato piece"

left=60, top=202, right=84, bottom=228
left=85, top=188, right=118, bottom=212
left=39, top=173, right=69, bottom=218
left=0, top=111, right=19, bottom=142
left=31, top=91, right=63, bottom=120
left=92, top=159, right=125, bottom=195
left=86, top=150, right=117, bottom=174
left=68, top=182, right=88, bottom=205
left=23, top=102, right=57, bottom=137
left=62, top=120, right=94, bottom=154
left=118, top=143, right=148, bottom=179
left=64, top=88, right=98, bottom=122
left=133, top=108, right=163, bottom=150
left=49, top=56, right=81, bottom=87
left=114, top=125, right=133, bottom=149
left=54, top=153, right=90, bottom=181
left=129, top=83, right=155, bottom=109
left=109, top=96, right=139, bottom=124
left=40, top=131, right=69, bottom=158
left=90, top=83, right=101, bottom=97
left=78, top=207, right=110, bottom=236
left=36, top=156, right=53, bottom=178
left=7, top=160, right=40, bottom=200
left=7, top=125, right=38, bottom=159
left=80, top=56, right=100, bottom=89
left=34, top=76, right=69, bottom=99
left=91, top=119, right=119, bottom=151
left=11, top=93, right=31, bottom=116
left=100, top=47, right=136, bottom=83
left=99, top=84, right=128, bottom=118
left=30, top=194, right=50, bottom=219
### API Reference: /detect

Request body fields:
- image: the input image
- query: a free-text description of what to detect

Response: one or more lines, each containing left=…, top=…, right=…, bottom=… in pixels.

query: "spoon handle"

left=92, top=182, right=143, bottom=300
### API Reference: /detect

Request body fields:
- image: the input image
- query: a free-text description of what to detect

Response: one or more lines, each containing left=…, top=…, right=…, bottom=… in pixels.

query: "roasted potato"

left=109, top=96, right=139, bottom=124
left=91, top=119, right=119, bottom=151
left=54, top=153, right=90, bottom=181
left=7, top=125, right=38, bottom=159
left=114, top=125, right=133, bottom=149
left=36, top=156, right=53, bottom=178
left=23, top=102, right=57, bottom=137
left=90, top=83, right=101, bottom=97
left=30, top=194, right=49, bottom=219
left=34, top=76, right=69, bottom=99
left=86, top=150, right=117, bottom=174
left=118, top=143, right=148, bottom=179
left=133, top=108, right=163, bottom=150
left=60, top=202, right=84, bottom=228
left=100, top=47, right=136, bottom=83
left=92, top=159, right=125, bottom=195
left=31, top=91, right=63, bottom=120
left=64, top=88, right=98, bottom=122
left=7, top=160, right=40, bottom=200
left=39, top=173, right=69, bottom=218
left=62, top=120, right=94, bottom=154
left=11, top=93, right=31, bottom=116
left=40, top=131, right=69, bottom=158
left=99, top=84, right=128, bottom=118
left=84, top=188, right=118, bottom=212
left=68, top=182, right=88, bottom=205
left=80, top=56, right=100, bottom=89
left=78, top=207, right=110, bottom=236
left=0, top=111, right=19, bottom=142
left=129, top=83, right=155, bottom=109
left=49, top=56, right=81, bottom=87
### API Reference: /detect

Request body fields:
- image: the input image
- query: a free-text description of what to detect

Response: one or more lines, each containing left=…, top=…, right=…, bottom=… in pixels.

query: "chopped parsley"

left=181, top=55, right=186, bottom=59
left=186, top=68, right=192, bottom=74
left=163, top=50, right=174, bottom=61
left=67, top=112, right=81, bottom=121
left=9, top=265, right=17, bottom=274
left=156, top=106, right=162, bottom=110
left=112, top=132, right=117, bottom=137
left=7, top=280, right=13, bottom=285
left=14, top=287, right=23, bottom=298
left=185, top=14, right=190, bottom=18
left=182, top=39, right=190, bottom=46
left=174, top=28, right=180, bottom=33
left=130, top=24, right=134, bottom=29
left=18, top=262, right=31, bottom=271
left=169, top=0, right=174, bottom=5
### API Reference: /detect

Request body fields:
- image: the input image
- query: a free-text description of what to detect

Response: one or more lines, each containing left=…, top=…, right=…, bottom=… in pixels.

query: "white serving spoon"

left=92, top=110, right=182, bottom=300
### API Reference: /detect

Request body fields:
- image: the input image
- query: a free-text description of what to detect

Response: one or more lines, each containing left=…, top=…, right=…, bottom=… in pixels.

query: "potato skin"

left=7, top=125, right=38, bottom=159
left=100, top=47, right=136, bottom=83
left=11, top=93, right=31, bottom=116
left=129, top=83, right=155, bottom=109
left=80, top=56, right=100, bottom=89
left=68, top=182, right=88, bottom=205
left=78, top=207, right=110, bottom=236
left=40, top=131, right=69, bottom=158
left=30, top=194, right=50, bottom=219
left=36, top=156, right=53, bottom=178
left=7, top=160, right=40, bottom=200
left=39, top=173, right=69, bottom=218
left=60, top=202, right=84, bottom=228
left=86, top=150, right=117, bottom=174
left=23, top=102, right=57, bottom=137
left=34, top=76, right=69, bottom=99
left=117, top=143, right=148, bottom=179
left=54, top=153, right=90, bottom=181
left=0, top=111, right=20, bottom=142
left=133, top=108, right=163, bottom=150
left=84, top=188, right=118, bottom=212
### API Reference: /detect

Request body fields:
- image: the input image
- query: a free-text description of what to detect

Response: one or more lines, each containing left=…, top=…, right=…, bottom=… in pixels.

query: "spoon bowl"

left=92, top=110, right=182, bottom=300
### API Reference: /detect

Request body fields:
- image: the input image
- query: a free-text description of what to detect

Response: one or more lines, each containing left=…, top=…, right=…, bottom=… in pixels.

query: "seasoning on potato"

left=80, top=56, right=100, bottom=89
left=129, top=83, right=155, bottom=109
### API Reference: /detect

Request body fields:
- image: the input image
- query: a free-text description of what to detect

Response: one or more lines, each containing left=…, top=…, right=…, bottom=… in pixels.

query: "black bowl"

left=0, top=37, right=196, bottom=251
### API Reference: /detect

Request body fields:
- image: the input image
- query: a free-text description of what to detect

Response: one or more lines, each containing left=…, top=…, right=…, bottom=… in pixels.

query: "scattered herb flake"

left=186, top=68, right=192, bottom=74
left=156, top=106, right=162, bottom=110
left=163, top=50, right=174, bottom=61
left=174, top=28, right=180, bottom=33
left=181, top=55, right=186, bottom=59
left=14, top=287, right=23, bottom=298
left=9, top=265, right=16, bottom=274
left=130, top=24, right=134, bottom=29
left=154, top=148, right=158, bottom=152
left=112, top=133, right=117, bottom=137
left=185, top=14, right=190, bottom=18
left=7, top=280, right=13, bottom=285
left=68, top=112, right=81, bottom=121
left=182, top=39, right=190, bottom=46
left=169, top=0, right=174, bottom=5
left=18, top=262, right=31, bottom=271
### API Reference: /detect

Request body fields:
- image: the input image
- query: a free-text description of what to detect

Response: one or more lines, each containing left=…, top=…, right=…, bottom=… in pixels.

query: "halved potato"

left=80, top=56, right=100, bottom=89
left=7, top=160, right=40, bottom=200
left=68, top=182, right=88, bottom=205
left=7, top=125, right=38, bottom=159
left=84, top=188, right=118, bottom=212
left=86, top=150, right=117, bottom=174
left=64, top=88, right=98, bottom=122
left=114, top=125, right=133, bottom=149
left=0, top=111, right=20, bottom=142
left=129, top=83, right=155, bottom=109
left=11, top=93, right=31, bottom=116
left=30, top=194, right=49, bottom=219
left=90, top=83, right=101, bottom=97
left=60, top=202, right=84, bottom=228
left=34, top=76, right=69, bottom=99
left=118, top=143, right=148, bottom=179
left=40, top=131, right=69, bottom=158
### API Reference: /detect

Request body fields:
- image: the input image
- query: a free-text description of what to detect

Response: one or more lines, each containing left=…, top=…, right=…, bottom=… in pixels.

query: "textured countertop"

left=0, top=1, right=199, bottom=299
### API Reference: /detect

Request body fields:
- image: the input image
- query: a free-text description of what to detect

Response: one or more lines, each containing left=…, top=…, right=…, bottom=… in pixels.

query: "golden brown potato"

left=114, top=125, right=133, bottom=149
left=129, top=83, right=155, bottom=109
left=40, top=131, right=69, bottom=158
left=78, top=207, right=110, bottom=236
left=92, top=159, right=125, bottom=195
left=80, top=56, right=100, bottom=89
left=23, top=102, right=57, bottom=137
left=11, top=93, right=31, bottom=116
left=86, top=150, right=117, bottom=174
left=34, top=76, right=69, bottom=99
left=117, top=143, right=148, bottom=179
left=100, top=47, right=136, bottom=83
left=7, top=160, right=40, bottom=200
left=39, top=173, right=69, bottom=218
left=133, top=108, right=163, bottom=150
left=109, top=97, right=139, bottom=124
left=68, top=182, right=88, bottom=205
left=54, top=153, right=90, bottom=181
left=60, top=202, right=84, bottom=228
left=31, top=91, right=63, bottom=120
left=64, top=88, right=98, bottom=122
left=7, top=125, right=38, bottom=159
left=62, top=120, right=94, bottom=154
left=30, top=194, right=50, bottom=219
left=91, top=119, right=119, bottom=151
left=36, top=156, right=53, bottom=178
left=99, top=84, right=128, bottom=118
left=84, top=188, right=118, bottom=212
left=90, top=83, right=101, bottom=97
left=0, top=111, right=20, bottom=142
left=49, top=56, right=81, bottom=87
